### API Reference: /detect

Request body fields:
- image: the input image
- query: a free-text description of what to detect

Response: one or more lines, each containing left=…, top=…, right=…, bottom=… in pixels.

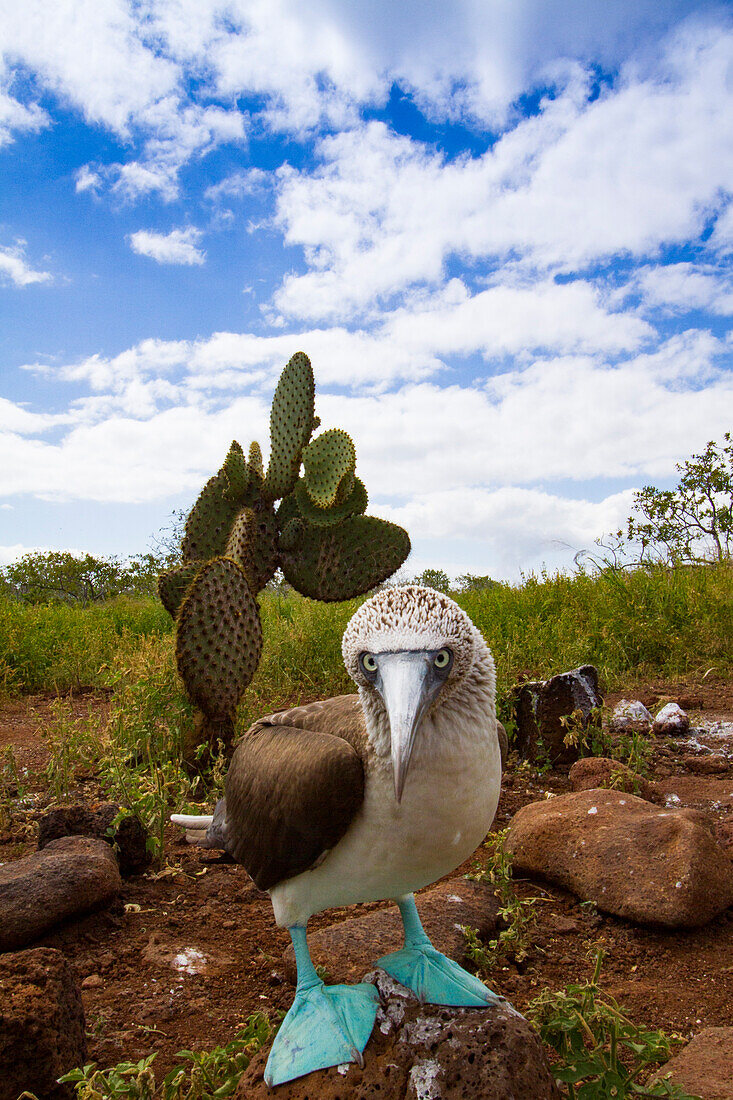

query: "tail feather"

left=170, top=798, right=229, bottom=850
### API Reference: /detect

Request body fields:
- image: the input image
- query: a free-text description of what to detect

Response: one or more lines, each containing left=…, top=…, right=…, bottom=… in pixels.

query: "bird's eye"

left=360, top=653, right=378, bottom=674
left=434, top=648, right=452, bottom=670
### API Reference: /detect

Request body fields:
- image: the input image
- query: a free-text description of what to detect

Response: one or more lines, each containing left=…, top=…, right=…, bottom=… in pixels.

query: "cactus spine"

left=159, top=352, right=410, bottom=760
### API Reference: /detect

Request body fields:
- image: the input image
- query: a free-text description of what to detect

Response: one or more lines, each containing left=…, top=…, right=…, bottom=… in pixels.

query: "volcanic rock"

left=0, top=835, right=122, bottom=951
left=237, top=969, right=559, bottom=1099
left=282, top=879, right=500, bottom=985
left=0, top=947, right=86, bottom=1100
left=38, top=802, right=151, bottom=875
left=504, top=789, right=733, bottom=927
left=513, top=664, right=602, bottom=765
left=652, top=703, right=690, bottom=736
left=568, top=757, right=663, bottom=804
left=683, top=754, right=730, bottom=775
left=649, top=1027, right=733, bottom=1100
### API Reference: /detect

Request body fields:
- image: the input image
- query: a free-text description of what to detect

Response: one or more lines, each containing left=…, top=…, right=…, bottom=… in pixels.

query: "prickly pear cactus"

left=176, top=558, right=262, bottom=719
left=158, top=351, right=410, bottom=758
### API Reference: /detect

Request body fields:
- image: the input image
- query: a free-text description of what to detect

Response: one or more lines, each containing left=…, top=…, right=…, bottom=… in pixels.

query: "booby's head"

left=342, top=585, right=484, bottom=802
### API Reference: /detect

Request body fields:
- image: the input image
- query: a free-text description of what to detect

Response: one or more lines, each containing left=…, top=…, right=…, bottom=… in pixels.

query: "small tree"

left=624, top=434, right=732, bottom=565
left=455, top=573, right=499, bottom=592
left=412, top=568, right=452, bottom=593
left=0, top=550, right=164, bottom=604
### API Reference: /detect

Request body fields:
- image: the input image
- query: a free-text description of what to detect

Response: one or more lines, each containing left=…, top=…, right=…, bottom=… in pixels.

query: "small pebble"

left=81, top=974, right=103, bottom=989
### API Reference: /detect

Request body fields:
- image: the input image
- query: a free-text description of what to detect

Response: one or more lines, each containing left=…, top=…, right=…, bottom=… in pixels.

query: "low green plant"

left=464, top=829, right=542, bottom=971
left=611, top=728, right=653, bottom=778
left=58, top=1013, right=273, bottom=1099
left=39, top=697, right=99, bottom=802
left=34, top=635, right=210, bottom=862
left=560, top=707, right=611, bottom=759
left=527, top=951, right=700, bottom=1098
left=0, top=745, right=28, bottom=831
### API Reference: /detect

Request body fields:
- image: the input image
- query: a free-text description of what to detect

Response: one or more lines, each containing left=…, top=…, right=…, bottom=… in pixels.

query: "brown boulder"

left=38, top=802, right=151, bottom=875
left=649, top=1027, right=733, bottom=1100
left=0, top=947, right=86, bottom=1100
left=237, top=970, right=559, bottom=1099
left=568, top=757, right=663, bottom=804
left=505, top=789, right=733, bottom=927
left=513, top=665, right=602, bottom=765
left=683, top=754, right=730, bottom=775
left=283, top=880, right=500, bottom=985
left=0, top=835, right=122, bottom=951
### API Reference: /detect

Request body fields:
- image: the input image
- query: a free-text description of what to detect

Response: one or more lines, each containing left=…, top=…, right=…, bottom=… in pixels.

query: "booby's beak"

left=375, top=651, right=444, bottom=803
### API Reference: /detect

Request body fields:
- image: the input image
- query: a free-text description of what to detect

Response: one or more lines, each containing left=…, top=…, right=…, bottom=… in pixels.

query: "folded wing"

left=224, top=695, right=367, bottom=891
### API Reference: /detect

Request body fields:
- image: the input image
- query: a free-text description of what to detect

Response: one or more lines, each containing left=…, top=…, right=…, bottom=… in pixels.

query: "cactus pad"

left=222, top=441, right=250, bottom=504
left=263, top=351, right=315, bottom=502
left=176, top=557, right=262, bottom=719
left=226, top=507, right=279, bottom=592
left=181, top=472, right=241, bottom=562
left=158, top=561, right=204, bottom=618
left=281, top=515, right=410, bottom=601
left=302, top=429, right=356, bottom=508
left=294, top=476, right=368, bottom=527
left=248, top=441, right=264, bottom=487
left=278, top=517, right=304, bottom=552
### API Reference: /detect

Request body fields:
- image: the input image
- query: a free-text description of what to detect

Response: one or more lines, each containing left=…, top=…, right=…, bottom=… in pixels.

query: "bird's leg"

left=375, top=894, right=504, bottom=1007
left=263, top=924, right=379, bottom=1087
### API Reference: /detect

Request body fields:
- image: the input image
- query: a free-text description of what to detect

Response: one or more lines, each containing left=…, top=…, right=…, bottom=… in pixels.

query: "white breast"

left=269, top=710, right=501, bottom=928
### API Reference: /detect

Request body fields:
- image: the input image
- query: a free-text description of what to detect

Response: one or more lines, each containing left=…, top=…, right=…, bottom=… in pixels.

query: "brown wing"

left=223, top=695, right=367, bottom=891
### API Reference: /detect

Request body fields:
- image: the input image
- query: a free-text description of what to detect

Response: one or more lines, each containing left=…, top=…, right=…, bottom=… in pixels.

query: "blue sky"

left=1, top=0, right=732, bottom=581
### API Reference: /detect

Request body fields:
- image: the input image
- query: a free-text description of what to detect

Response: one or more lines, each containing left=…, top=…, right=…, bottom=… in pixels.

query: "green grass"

left=0, top=595, right=172, bottom=695
left=2, top=563, right=731, bottom=714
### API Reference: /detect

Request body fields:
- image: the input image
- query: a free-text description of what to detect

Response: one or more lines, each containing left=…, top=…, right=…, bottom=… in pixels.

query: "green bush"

left=0, top=596, right=171, bottom=695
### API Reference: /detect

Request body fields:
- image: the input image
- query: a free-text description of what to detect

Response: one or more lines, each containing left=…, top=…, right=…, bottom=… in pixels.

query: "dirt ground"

left=1, top=677, right=732, bottom=1081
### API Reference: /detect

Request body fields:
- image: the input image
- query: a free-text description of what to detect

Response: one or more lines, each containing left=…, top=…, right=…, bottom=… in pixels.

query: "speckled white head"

left=342, top=584, right=477, bottom=697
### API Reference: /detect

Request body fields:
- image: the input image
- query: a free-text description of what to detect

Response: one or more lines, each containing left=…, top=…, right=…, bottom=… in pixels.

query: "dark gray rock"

left=237, top=969, right=559, bottom=1099
left=513, top=665, right=602, bottom=765
left=0, top=835, right=122, bottom=951
left=0, top=947, right=86, bottom=1100
left=38, top=802, right=151, bottom=875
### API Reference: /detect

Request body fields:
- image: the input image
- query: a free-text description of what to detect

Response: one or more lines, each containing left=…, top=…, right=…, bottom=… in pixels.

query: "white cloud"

left=0, top=2, right=722, bottom=199
left=128, top=226, right=206, bottom=265
left=635, top=263, right=733, bottom=316
left=74, top=164, right=102, bottom=193
left=0, top=82, right=48, bottom=147
left=380, top=486, right=637, bottom=577
left=272, top=22, right=733, bottom=320
left=709, top=202, right=733, bottom=254
left=7, top=326, right=731, bottom=504
left=204, top=168, right=269, bottom=202
left=0, top=241, right=52, bottom=287
left=382, top=278, right=651, bottom=361
left=0, top=544, right=49, bottom=568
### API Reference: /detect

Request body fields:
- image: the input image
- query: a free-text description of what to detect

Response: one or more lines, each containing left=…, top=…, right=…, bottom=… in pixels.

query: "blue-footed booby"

left=172, top=585, right=503, bottom=1085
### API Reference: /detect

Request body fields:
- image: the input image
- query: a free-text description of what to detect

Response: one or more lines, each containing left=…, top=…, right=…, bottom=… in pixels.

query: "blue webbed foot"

left=264, top=979, right=379, bottom=1086
left=376, top=941, right=501, bottom=1007
left=376, top=894, right=503, bottom=1008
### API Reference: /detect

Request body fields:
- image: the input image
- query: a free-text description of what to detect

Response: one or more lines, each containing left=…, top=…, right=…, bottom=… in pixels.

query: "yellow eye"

left=361, top=653, right=378, bottom=674
left=434, top=649, right=452, bottom=670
